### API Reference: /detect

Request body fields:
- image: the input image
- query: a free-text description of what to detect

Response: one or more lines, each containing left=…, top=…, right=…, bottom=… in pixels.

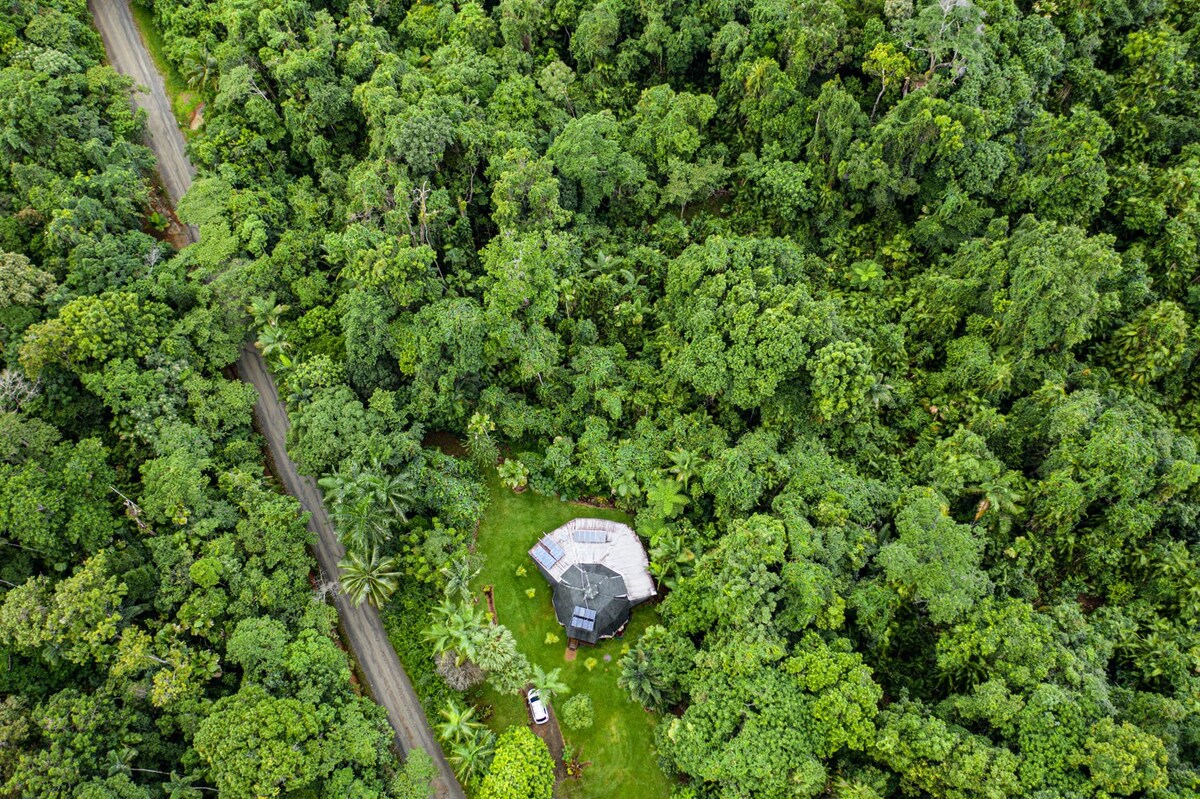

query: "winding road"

left=87, top=3, right=464, bottom=797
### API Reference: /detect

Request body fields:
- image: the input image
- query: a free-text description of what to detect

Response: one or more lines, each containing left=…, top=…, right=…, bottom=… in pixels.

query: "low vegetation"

left=5, top=0, right=1200, bottom=796
left=468, top=475, right=672, bottom=799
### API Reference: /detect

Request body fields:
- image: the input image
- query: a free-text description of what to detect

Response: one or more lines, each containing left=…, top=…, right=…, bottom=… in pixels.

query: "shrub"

left=478, top=726, right=554, bottom=799
left=561, top=693, right=594, bottom=730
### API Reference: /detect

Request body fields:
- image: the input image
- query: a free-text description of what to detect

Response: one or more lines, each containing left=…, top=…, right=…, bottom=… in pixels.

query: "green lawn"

left=470, top=475, right=674, bottom=799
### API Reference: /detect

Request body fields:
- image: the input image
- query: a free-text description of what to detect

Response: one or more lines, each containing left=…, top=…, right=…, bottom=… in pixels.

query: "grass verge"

left=471, top=475, right=673, bottom=799
left=127, top=1, right=202, bottom=127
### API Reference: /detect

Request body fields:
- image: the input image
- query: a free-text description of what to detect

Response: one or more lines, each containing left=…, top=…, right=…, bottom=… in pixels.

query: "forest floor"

left=470, top=475, right=673, bottom=799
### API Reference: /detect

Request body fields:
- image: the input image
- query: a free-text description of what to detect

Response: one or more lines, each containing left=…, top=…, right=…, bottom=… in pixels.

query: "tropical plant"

left=254, top=325, right=293, bottom=367
left=337, top=548, right=402, bottom=608
left=649, top=525, right=696, bottom=589
left=437, top=701, right=485, bottom=743
left=497, top=458, right=530, bottom=491
left=560, top=693, right=594, bottom=730
left=530, top=663, right=570, bottom=701
left=612, top=470, right=641, bottom=499
left=666, top=448, right=700, bottom=487
left=147, top=211, right=170, bottom=232
left=466, top=412, right=498, bottom=469
left=646, top=478, right=689, bottom=519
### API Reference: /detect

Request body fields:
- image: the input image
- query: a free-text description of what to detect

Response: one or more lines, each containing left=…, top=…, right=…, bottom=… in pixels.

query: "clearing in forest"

left=471, top=476, right=673, bottom=799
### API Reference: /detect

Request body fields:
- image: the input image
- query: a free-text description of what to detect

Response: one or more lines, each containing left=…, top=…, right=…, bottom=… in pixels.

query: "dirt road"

left=87, top=2, right=463, bottom=796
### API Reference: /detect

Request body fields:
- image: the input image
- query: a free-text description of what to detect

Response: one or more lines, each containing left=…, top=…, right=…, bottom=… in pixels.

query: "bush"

left=560, top=693, right=594, bottom=730
left=478, top=726, right=554, bottom=799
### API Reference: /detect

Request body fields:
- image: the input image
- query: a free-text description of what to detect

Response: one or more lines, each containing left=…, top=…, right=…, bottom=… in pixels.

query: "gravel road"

left=87, top=2, right=464, bottom=796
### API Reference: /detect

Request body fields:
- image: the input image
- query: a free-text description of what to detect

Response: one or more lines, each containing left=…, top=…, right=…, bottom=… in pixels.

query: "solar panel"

left=572, top=616, right=595, bottom=633
left=572, top=529, right=609, bottom=543
left=531, top=546, right=559, bottom=571
left=542, top=537, right=565, bottom=560
left=573, top=606, right=596, bottom=621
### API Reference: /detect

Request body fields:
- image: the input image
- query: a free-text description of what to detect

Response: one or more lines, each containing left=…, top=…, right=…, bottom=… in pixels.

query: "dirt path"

left=532, top=696, right=568, bottom=782
left=87, top=3, right=464, bottom=797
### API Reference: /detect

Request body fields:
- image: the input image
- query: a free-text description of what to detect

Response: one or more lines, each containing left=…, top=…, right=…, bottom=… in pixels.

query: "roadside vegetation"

left=4, top=0, right=1200, bottom=796
left=128, top=1, right=202, bottom=127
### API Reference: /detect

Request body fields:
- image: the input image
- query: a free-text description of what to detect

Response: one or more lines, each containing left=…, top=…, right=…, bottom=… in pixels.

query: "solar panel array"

left=571, top=605, right=597, bottom=633
left=531, top=546, right=559, bottom=571
left=572, top=529, right=609, bottom=543
left=542, top=537, right=566, bottom=560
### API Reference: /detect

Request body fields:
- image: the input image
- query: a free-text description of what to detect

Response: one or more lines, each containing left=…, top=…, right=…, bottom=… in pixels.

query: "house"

left=528, top=518, right=656, bottom=645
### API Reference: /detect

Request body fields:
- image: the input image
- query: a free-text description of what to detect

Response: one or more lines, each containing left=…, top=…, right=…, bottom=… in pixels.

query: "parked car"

left=527, top=688, right=550, bottom=725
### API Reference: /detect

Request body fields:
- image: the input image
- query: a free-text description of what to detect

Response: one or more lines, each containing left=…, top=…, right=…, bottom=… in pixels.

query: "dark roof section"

left=550, top=563, right=633, bottom=644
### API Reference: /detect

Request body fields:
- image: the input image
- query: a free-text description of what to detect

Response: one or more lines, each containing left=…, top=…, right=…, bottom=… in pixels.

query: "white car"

left=526, top=688, right=550, bottom=725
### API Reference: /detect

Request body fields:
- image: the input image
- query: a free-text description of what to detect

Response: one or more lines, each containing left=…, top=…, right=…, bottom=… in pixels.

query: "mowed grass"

left=471, top=475, right=673, bottom=799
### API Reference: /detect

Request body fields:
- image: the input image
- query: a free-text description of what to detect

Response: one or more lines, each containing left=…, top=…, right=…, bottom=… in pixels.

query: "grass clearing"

left=471, top=475, right=673, bottom=799
left=127, top=2, right=203, bottom=127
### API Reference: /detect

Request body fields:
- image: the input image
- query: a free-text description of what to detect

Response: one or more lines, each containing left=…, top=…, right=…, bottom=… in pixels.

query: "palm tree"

left=338, top=548, right=402, bottom=608
left=440, top=557, right=480, bottom=604
left=254, top=324, right=293, bottom=367
left=321, top=460, right=414, bottom=529
left=163, top=771, right=218, bottom=798
left=530, top=664, right=571, bottom=701
left=182, top=47, right=219, bottom=94
left=867, top=374, right=895, bottom=409
left=969, top=473, right=1025, bottom=525
left=447, top=729, right=495, bottom=785
left=331, top=493, right=391, bottom=553
left=362, top=469, right=415, bottom=524
left=425, top=600, right=487, bottom=666
left=318, top=464, right=365, bottom=511
left=666, top=448, right=699, bottom=487
left=246, top=293, right=288, bottom=329
left=583, top=251, right=623, bottom=279
left=618, top=648, right=665, bottom=710
left=437, top=701, right=485, bottom=743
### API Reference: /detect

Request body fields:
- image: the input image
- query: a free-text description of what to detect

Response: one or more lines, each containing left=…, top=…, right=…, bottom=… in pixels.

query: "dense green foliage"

left=477, top=727, right=555, bottom=799
left=0, top=3, right=428, bottom=797
left=141, top=0, right=1199, bottom=790
left=5, top=0, right=1200, bottom=794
